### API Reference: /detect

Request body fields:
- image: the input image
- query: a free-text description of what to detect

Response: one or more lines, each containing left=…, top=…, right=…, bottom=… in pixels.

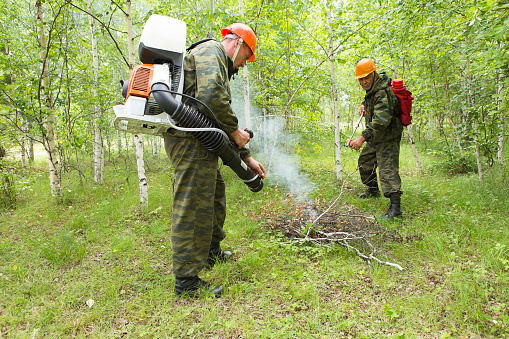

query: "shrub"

left=427, top=147, right=478, bottom=175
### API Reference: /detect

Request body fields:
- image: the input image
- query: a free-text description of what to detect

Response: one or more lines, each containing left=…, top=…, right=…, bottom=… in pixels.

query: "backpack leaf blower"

left=112, top=15, right=263, bottom=192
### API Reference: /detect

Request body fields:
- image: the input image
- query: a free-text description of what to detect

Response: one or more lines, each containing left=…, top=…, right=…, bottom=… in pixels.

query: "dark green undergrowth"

left=1, top=138, right=508, bottom=338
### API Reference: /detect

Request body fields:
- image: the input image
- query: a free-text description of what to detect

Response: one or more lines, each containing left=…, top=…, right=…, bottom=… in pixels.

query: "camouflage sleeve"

left=239, top=147, right=251, bottom=159
left=361, top=90, right=394, bottom=142
left=192, top=44, right=239, bottom=134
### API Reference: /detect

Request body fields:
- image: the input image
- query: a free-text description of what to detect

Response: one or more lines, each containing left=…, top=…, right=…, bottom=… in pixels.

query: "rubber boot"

left=382, top=195, right=402, bottom=220
left=357, top=186, right=381, bottom=198
left=207, top=242, right=233, bottom=268
left=174, top=276, right=223, bottom=298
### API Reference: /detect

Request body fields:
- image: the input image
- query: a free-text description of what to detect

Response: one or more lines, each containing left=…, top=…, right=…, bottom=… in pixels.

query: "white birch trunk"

left=498, top=126, right=504, bottom=170
left=88, top=0, right=104, bottom=184
left=207, top=0, right=214, bottom=38
left=117, top=130, right=123, bottom=157
left=194, top=0, right=200, bottom=40
left=406, top=125, right=424, bottom=173
left=134, top=135, right=148, bottom=204
left=36, top=0, right=62, bottom=197
left=327, top=7, right=342, bottom=180
left=20, top=137, right=26, bottom=168
left=152, top=137, right=159, bottom=158
left=20, top=116, right=27, bottom=168
left=239, top=0, right=251, bottom=130
left=497, top=74, right=504, bottom=175
left=28, top=126, right=34, bottom=164
left=126, top=0, right=148, bottom=205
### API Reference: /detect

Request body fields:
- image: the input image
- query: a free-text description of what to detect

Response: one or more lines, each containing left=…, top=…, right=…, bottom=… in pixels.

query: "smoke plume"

left=230, top=79, right=316, bottom=204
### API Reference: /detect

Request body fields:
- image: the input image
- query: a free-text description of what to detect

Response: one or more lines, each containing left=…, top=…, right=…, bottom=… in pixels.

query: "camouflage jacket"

left=183, top=39, right=250, bottom=158
left=361, top=72, right=403, bottom=144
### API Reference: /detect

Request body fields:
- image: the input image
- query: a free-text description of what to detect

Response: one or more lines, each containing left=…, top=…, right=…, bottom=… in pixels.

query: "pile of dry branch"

left=260, top=195, right=405, bottom=270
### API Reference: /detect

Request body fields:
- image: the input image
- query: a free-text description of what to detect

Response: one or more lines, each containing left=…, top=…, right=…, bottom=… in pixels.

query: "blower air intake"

left=112, top=15, right=263, bottom=192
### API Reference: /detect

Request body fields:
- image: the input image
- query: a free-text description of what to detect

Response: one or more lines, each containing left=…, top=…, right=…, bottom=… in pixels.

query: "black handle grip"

left=244, top=128, right=254, bottom=139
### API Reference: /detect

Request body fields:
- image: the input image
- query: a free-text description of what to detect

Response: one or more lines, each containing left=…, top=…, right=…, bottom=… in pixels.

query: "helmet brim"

left=355, top=72, right=371, bottom=79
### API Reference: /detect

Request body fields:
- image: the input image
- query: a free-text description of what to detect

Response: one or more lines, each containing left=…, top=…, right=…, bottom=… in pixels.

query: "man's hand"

left=243, top=156, right=266, bottom=178
left=359, top=104, right=365, bottom=115
left=350, top=135, right=366, bottom=150
left=229, top=128, right=250, bottom=149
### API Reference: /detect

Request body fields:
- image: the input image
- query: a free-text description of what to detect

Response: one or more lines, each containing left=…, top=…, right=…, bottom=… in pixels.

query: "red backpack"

left=390, top=79, right=414, bottom=126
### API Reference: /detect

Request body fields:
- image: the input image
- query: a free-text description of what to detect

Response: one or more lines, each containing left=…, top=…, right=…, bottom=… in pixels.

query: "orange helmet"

left=355, top=58, right=377, bottom=79
left=221, top=23, right=256, bottom=61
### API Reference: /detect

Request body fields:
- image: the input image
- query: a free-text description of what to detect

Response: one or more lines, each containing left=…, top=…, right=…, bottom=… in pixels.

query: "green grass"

left=1, top=138, right=508, bottom=338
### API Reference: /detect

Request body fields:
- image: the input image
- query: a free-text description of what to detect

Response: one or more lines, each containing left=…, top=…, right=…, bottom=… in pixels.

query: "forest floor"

left=1, top=138, right=508, bottom=338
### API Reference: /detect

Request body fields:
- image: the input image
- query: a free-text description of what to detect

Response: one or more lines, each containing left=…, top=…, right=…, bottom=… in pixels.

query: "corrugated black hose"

left=151, top=82, right=263, bottom=192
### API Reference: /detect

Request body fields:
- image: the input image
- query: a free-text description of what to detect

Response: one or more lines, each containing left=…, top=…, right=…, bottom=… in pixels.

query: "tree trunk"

left=474, top=124, right=484, bottom=183
left=326, top=7, right=342, bottom=180
left=126, top=0, right=148, bottom=206
left=194, top=0, right=200, bottom=40
left=496, top=72, right=504, bottom=178
left=407, top=125, right=424, bottom=173
left=134, top=135, right=148, bottom=205
left=27, top=127, right=34, bottom=164
left=152, top=137, right=159, bottom=158
left=285, top=5, right=291, bottom=131
left=239, top=0, right=251, bottom=130
left=117, top=130, right=123, bottom=157
left=20, top=116, right=27, bottom=168
left=88, top=0, right=104, bottom=184
left=35, top=0, right=62, bottom=197
left=207, top=0, right=214, bottom=38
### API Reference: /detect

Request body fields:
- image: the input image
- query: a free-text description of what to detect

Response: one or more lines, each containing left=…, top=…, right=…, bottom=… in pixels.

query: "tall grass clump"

left=40, top=231, right=87, bottom=267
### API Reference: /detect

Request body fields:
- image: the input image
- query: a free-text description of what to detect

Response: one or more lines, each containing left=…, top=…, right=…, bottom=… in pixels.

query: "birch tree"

left=88, top=0, right=104, bottom=184
left=239, top=0, right=252, bottom=130
left=126, top=0, right=148, bottom=205
left=496, top=73, right=504, bottom=177
left=326, top=7, right=342, bottom=180
left=35, top=0, right=62, bottom=197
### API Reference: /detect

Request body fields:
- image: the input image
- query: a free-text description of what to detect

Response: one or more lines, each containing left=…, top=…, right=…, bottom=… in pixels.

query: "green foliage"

left=0, top=159, right=15, bottom=210
left=0, top=156, right=37, bottom=210
left=427, top=147, right=478, bottom=175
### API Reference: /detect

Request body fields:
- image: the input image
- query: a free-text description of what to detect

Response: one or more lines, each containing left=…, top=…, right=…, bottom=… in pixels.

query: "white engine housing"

left=112, top=15, right=187, bottom=136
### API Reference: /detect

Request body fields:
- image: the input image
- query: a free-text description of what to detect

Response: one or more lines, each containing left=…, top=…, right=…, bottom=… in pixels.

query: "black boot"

left=207, top=242, right=233, bottom=268
left=382, top=195, right=402, bottom=220
left=357, top=186, right=380, bottom=198
left=174, top=276, right=223, bottom=297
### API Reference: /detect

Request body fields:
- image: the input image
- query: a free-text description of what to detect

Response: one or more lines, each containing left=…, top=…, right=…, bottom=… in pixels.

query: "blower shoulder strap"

left=187, top=38, right=216, bottom=52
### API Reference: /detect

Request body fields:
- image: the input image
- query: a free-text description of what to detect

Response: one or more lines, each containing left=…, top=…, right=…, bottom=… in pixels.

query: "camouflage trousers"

left=358, top=139, right=402, bottom=198
left=164, top=130, right=227, bottom=278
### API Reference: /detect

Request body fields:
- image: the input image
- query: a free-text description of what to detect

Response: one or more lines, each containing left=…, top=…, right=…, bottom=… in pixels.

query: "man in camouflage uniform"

left=163, top=23, right=265, bottom=297
left=349, top=58, right=403, bottom=220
